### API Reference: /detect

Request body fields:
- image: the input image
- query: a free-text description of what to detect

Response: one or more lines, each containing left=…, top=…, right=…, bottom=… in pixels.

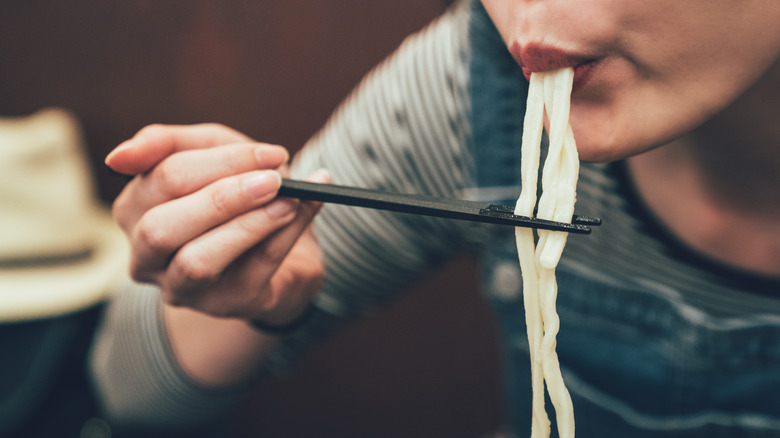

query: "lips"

left=510, top=42, right=599, bottom=90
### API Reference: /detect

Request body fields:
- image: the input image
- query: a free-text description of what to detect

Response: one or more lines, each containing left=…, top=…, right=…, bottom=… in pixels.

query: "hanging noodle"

left=514, top=67, right=579, bottom=438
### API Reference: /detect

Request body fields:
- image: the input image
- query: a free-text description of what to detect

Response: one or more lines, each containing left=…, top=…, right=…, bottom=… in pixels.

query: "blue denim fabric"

left=481, top=234, right=780, bottom=437
left=467, top=1, right=780, bottom=436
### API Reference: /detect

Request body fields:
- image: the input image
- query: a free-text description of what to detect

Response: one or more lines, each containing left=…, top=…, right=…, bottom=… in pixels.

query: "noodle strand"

left=514, top=68, right=579, bottom=438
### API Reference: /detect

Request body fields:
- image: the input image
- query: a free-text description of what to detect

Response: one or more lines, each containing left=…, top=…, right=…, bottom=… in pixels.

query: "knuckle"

left=111, top=193, right=131, bottom=231
left=135, top=214, right=174, bottom=253
left=127, top=258, right=153, bottom=284
left=255, top=287, right=282, bottom=316
left=232, top=216, right=259, bottom=237
left=233, top=210, right=269, bottom=235
left=153, top=162, right=188, bottom=197
left=173, top=248, right=220, bottom=284
left=208, top=179, right=238, bottom=218
left=111, top=178, right=143, bottom=232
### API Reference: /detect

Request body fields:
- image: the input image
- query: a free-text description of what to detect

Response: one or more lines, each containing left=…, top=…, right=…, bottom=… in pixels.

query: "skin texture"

left=482, top=0, right=780, bottom=162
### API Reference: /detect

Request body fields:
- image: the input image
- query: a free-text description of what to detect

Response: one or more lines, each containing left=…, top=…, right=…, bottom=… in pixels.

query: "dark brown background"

left=0, top=1, right=504, bottom=436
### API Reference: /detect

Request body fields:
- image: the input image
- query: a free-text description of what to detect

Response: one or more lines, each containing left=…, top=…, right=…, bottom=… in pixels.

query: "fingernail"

left=105, top=139, right=135, bottom=164
left=266, top=198, right=297, bottom=218
left=307, top=168, right=331, bottom=184
left=243, top=171, right=281, bottom=200
left=255, top=145, right=289, bottom=167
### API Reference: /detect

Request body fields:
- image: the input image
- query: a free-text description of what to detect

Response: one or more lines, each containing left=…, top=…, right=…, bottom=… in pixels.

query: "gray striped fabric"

left=90, top=279, right=239, bottom=430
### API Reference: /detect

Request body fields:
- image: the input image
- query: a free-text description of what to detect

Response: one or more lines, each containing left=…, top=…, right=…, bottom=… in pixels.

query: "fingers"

left=106, top=123, right=255, bottom=175
left=243, top=201, right=325, bottom=322
left=163, top=198, right=308, bottom=307
left=146, top=143, right=289, bottom=199
left=129, top=169, right=285, bottom=280
left=109, top=122, right=334, bottom=322
left=112, top=142, right=289, bottom=231
left=234, top=169, right=331, bottom=320
left=160, top=169, right=331, bottom=319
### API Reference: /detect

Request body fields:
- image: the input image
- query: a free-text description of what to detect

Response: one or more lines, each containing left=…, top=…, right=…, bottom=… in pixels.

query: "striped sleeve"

left=89, top=279, right=239, bottom=432
left=264, top=0, right=484, bottom=372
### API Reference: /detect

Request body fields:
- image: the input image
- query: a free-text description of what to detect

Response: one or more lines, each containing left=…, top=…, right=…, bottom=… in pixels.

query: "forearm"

left=163, top=304, right=278, bottom=388
left=89, top=281, right=246, bottom=430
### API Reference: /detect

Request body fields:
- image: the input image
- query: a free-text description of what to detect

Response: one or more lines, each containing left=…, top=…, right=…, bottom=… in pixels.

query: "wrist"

left=249, top=304, right=315, bottom=335
left=164, top=305, right=278, bottom=387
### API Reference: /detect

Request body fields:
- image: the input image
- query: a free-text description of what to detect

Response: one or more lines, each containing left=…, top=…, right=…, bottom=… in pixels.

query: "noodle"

left=514, top=68, right=579, bottom=438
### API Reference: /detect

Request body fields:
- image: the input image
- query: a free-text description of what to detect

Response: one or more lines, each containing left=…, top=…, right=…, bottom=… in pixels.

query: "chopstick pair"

left=278, top=179, right=601, bottom=234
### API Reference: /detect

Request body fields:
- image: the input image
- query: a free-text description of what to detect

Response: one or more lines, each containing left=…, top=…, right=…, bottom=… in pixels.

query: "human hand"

left=107, top=123, right=328, bottom=325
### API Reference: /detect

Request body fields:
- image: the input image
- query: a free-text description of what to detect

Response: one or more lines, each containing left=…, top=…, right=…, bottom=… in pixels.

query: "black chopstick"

left=278, top=179, right=600, bottom=234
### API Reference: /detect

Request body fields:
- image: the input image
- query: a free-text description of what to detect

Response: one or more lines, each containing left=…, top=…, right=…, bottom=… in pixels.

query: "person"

left=89, top=0, right=780, bottom=436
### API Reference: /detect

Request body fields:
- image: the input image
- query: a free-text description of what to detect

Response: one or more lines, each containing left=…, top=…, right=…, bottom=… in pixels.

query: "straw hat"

left=0, top=108, right=128, bottom=322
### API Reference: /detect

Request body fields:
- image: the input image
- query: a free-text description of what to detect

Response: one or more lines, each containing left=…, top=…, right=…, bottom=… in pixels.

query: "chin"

left=568, top=105, right=655, bottom=163
left=575, top=141, right=623, bottom=163
left=569, top=119, right=624, bottom=163
left=574, top=129, right=663, bottom=163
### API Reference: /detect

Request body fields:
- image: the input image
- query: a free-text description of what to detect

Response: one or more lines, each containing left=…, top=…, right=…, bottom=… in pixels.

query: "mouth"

left=511, top=43, right=600, bottom=91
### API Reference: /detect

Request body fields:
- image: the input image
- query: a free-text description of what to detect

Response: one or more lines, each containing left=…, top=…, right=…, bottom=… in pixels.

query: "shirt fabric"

left=89, top=1, right=780, bottom=436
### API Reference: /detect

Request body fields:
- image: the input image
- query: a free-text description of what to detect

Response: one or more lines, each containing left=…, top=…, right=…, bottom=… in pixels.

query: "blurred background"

left=0, top=0, right=503, bottom=436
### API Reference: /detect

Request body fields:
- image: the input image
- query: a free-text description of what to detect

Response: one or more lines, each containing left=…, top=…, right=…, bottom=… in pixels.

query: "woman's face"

left=482, top=0, right=780, bottom=162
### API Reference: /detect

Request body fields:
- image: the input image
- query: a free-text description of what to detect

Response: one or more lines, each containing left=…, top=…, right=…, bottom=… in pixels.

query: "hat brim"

left=0, top=208, right=129, bottom=322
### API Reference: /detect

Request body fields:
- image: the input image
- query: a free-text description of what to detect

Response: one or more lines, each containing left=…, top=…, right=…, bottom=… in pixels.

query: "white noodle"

left=514, top=68, right=579, bottom=438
